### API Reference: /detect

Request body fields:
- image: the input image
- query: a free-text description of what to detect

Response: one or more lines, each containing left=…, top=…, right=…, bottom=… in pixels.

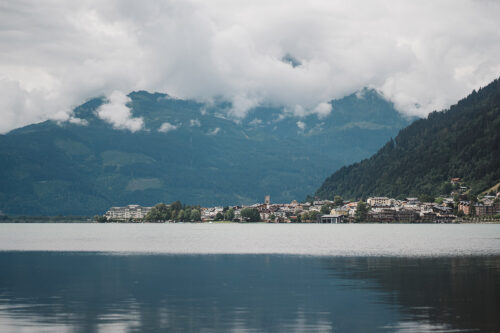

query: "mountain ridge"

left=315, top=77, right=500, bottom=200
left=0, top=89, right=411, bottom=215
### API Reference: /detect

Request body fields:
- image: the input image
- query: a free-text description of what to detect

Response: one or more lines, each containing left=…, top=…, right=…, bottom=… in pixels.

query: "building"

left=406, top=198, right=420, bottom=205
left=367, top=197, right=392, bottom=207
left=105, top=205, right=152, bottom=221
left=396, top=209, right=418, bottom=223
left=458, top=201, right=471, bottom=215
left=330, top=207, right=348, bottom=216
left=265, top=195, right=271, bottom=205
left=420, top=211, right=437, bottom=222
left=368, top=208, right=396, bottom=222
left=473, top=203, right=497, bottom=216
left=318, top=214, right=344, bottom=223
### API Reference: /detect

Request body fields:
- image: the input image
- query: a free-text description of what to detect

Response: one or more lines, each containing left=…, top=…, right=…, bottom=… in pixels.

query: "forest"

left=315, top=77, right=500, bottom=200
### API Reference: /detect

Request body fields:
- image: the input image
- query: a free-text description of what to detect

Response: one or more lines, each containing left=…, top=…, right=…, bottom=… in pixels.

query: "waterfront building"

left=318, top=214, right=344, bottom=223
left=105, top=205, right=152, bottom=221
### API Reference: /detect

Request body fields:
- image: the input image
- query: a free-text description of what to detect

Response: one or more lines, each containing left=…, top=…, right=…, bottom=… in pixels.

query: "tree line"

left=145, top=201, right=201, bottom=222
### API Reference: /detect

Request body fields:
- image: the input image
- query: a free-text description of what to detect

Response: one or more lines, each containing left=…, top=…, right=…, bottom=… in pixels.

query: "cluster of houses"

left=457, top=197, right=500, bottom=216
left=365, top=197, right=456, bottom=223
left=103, top=182, right=500, bottom=223
left=200, top=199, right=331, bottom=223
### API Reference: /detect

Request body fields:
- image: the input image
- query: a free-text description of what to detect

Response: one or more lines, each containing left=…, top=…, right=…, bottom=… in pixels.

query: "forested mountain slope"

left=0, top=89, right=409, bottom=215
left=316, top=78, right=500, bottom=200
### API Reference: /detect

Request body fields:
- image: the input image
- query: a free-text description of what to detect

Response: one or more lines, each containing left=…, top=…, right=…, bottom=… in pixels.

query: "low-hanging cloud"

left=96, top=91, right=144, bottom=132
left=1, top=0, right=500, bottom=133
left=158, top=122, right=179, bottom=133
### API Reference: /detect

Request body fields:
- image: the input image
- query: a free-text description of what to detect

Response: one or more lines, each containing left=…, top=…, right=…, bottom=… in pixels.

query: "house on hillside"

left=458, top=201, right=471, bottom=215
left=367, top=197, right=393, bottom=207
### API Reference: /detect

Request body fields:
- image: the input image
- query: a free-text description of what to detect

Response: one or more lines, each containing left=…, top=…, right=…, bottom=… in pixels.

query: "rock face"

left=0, top=89, right=410, bottom=215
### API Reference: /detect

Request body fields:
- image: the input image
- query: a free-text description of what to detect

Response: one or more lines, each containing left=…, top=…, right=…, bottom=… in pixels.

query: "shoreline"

left=1, top=220, right=499, bottom=224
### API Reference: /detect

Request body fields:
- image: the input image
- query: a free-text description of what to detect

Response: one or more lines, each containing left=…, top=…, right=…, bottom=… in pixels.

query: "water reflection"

left=0, top=252, right=498, bottom=332
left=322, top=256, right=500, bottom=333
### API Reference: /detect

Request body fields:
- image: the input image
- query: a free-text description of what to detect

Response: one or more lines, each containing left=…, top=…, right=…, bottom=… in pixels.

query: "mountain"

left=315, top=78, right=500, bottom=200
left=0, top=89, right=411, bottom=215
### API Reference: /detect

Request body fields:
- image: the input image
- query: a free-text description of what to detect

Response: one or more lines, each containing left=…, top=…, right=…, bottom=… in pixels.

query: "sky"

left=1, top=0, right=500, bottom=133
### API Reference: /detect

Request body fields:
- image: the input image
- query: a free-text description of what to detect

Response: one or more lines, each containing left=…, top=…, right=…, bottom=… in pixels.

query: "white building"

left=105, top=205, right=152, bottom=220
left=367, top=197, right=392, bottom=207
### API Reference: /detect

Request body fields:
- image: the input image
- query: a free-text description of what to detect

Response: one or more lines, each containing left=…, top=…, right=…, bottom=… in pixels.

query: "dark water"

left=0, top=252, right=499, bottom=332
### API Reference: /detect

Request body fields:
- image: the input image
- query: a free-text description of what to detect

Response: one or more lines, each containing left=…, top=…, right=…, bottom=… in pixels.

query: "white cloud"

left=207, top=127, right=220, bottom=135
left=296, top=121, right=306, bottom=130
left=96, top=91, right=144, bottom=132
left=286, top=102, right=331, bottom=119
left=68, top=117, right=88, bottom=126
left=287, top=105, right=307, bottom=118
left=190, top=119, right=201, bottom=127
left=312, top=102, right=332, bottom=119
left=249, top=118, right=262, bottom=126
left=158, top=122, right=179, bottom=133
left=1, top=0, right=500, bottom=133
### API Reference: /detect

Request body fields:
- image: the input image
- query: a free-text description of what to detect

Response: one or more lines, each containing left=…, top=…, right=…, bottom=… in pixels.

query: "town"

left=101, top=179, right=500, bottom=223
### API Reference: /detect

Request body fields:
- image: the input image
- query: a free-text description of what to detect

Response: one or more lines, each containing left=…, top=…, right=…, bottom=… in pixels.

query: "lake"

left=0, top=223, right=499, bottom=332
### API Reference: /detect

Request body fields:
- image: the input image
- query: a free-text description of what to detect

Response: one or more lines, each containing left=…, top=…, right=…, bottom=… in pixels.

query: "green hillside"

left=316, top=77, right=500, bottom=200
left=0, top=90, right=410, bottom=215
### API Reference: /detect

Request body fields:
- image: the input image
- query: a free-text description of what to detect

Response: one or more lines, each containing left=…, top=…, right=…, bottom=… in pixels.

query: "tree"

left=301, top=212, right=309, bottom=222
left=320, top=204, right=331, bottom=214
left=355, top=201, right=368, bottom=222
left=308, top=210, right=320, bottom=222
left=438, top=182, right=453, bottom=195
left=190, top=209, right=201, bottom=221
left=215, top=212, right=224, bottom=221
left=177, top=209, right=185, bottom=221
left=94, top=215, right=107, bottom=223
left=224, top=208, right=235, bottom=221
left=240, top=208, right=261, bottom=222
left=418, top=194, right=435, bottom=203
left=170, top=200, right=182, bottom=212
left=145, top=203, right=171, bottom=221
left=333, top=195, right=344, bottom=207
left=184, top=207, right=192, bottom=221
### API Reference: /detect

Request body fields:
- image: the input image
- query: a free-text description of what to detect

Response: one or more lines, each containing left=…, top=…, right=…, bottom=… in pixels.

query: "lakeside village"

left=101, top=179, right=500, bottom=223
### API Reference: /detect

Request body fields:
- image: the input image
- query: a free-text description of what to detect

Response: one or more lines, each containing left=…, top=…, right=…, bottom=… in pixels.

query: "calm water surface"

left=0, top=224, right=499, bottom=332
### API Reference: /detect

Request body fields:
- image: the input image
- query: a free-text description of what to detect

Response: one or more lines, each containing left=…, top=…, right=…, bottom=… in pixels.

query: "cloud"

left=248, top=118, right=262, bottom=126
left=190, top=119, right=201, bottom=127
left=158, top=122, right=179, bottom=133
left=68, top=117, right=88, bottom=126
left=207, top=127, right=220, bottom=135
left=96, top=91, right=144, bottom=132
left=312, top=102, right=332, bottom=119
left=296, top=121, right=306, bottom=130
left=1, top=0, right=500, bottom=133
